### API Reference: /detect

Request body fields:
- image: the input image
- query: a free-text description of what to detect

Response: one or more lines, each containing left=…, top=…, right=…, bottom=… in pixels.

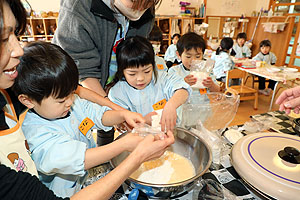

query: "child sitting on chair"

left=253, top=39, right=277, bottom=96
left=232, top=32, right=251, bottom=58
left=211, top=37, right=235, bottom=83
left=164, top=33, right=181, bottom=68
left=12, top=42, right=147, bottom=198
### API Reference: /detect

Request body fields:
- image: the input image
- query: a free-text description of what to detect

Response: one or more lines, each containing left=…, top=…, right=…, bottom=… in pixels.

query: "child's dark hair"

left=148, top=24, right=162, bottom=42
left=259, top=39, right=271, bottom=48
left=236, top=32, right=247, bottom=40
left=12, top=41, right=79, bottom=104
left=114, top=36, right=157, bottom=83
left=216, top=37, right=234, bottom=55
left=176, top=32, right=206, bottom=56
left=172, top=33, right=181, bottom=40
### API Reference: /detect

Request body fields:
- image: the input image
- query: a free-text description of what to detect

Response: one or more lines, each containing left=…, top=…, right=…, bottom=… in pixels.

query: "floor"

left=229, top=82, right=281, bottom=127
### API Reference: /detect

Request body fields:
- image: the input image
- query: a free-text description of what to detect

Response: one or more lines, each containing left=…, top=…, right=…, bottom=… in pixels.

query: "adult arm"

left=75, top=85, right=125, bottom=111
left=72, top=131, right=174, bottom=200
left=276, top=86, right=300, bottom=114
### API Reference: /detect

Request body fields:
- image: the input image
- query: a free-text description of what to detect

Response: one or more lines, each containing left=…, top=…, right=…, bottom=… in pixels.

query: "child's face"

left=237, top=38, right=245, bottom=47
left=260, top=46, right=270, bottom=54
left=123, top=64, right=153, bottom=90
left=172, top=36, right=179, bottom=45
left=177, top=48, right=203, bottom=70
left=31, top=93, right=75, bottom=120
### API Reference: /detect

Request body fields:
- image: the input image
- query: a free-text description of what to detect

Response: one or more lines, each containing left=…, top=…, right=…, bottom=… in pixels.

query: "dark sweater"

left=0, top=164, right=69, bottom=200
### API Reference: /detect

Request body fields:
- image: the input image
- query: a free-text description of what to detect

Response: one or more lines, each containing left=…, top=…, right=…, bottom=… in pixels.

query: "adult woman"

left=0, top=0, right=174, bottom=199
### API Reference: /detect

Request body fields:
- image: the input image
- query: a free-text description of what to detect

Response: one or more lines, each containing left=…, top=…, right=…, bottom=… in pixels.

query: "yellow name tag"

left=79, top=117, right=95, bottom=136
left=199, top=88, right=207, bottom=95
left=152, top=99, right=167, bottom=110
left=157, top=64, right=164, bottom=70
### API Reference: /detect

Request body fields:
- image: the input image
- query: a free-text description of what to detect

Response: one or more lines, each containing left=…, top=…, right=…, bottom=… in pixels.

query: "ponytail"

left=216, top=47, right=221, bottom=55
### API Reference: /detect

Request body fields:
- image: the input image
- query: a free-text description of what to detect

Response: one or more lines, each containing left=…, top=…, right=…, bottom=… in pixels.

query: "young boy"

left=232, top=32, right=251, bottom=58
left=168, top=32, right=220, bottom=94
left=253, top=39, right=277, bottom=96
left=164, top=33, right=181, bottom=68
left=168, top=32, right=220, bottom=127
left=148, top=24, right=168, bottom=76
left=12, top=42, right=147, bottom=198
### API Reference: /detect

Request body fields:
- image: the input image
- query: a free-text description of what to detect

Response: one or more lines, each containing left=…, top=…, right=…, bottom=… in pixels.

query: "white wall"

left=27, top=0, right=270, bottom=16
left=27, top=0, right=60, bottom=12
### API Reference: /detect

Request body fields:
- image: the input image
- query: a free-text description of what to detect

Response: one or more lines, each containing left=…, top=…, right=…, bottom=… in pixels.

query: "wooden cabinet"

left=155, top=16, right=205, bottom=55
left=20, top=17, right=58, bottom=42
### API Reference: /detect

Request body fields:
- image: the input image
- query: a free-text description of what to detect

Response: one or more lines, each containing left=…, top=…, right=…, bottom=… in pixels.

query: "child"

left=108, top=36, right=192, bottom=132
left=232, top=32, right=251, bottom=58
left=148, top=24, right=168, bottom=76
left=12, top=42, right=147, bottom=198
left=164, top=33, right=181, bottom=68
left=253, top=39, right=277, bottom=96
left=168, top=32, right=220, bottom=94
left=211, top=37, right=235, bottom=83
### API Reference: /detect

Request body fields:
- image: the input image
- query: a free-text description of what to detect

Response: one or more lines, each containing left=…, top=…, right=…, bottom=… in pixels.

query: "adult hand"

left=132, top=130, right=175, bottom=163
left=160, top=101, right=177, bottom=132
left=184, top=74, right=197, bottom=86
left=119, top=132, right=144, bottom=152
left=276, top=86, right=300, bottom=114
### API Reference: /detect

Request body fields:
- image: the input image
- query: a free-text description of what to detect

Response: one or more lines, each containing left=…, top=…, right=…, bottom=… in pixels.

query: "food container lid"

left=231, top=132, right=300, bottom=200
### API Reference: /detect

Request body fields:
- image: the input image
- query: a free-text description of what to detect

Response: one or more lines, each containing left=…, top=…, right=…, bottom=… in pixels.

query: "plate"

left=266, top=67, right=281, bottom=72
left=283, top=67, right=298, bottom=72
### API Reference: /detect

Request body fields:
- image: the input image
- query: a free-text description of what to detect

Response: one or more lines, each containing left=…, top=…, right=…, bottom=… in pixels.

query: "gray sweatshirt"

left=53, top=0, right=154, bottom=87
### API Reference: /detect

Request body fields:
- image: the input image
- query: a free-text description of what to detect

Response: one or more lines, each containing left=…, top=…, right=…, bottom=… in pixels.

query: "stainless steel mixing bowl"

left=110, top=127, right=212, bottom=198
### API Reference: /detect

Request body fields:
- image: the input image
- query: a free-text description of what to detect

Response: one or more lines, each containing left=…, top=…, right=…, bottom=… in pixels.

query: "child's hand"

left=184, top=74, right=197, bottom=86
left=120, top=132, right=144, bottom=152
left=202, top=77, right=214, bottom=88
left=160, top=101, right=177, bottom=132
left=144, top=111, right=158, bottom=126
left=122, top=110, right=146, bottom=128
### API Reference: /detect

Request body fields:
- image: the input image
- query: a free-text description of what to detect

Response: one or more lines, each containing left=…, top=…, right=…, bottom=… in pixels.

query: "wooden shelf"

left=19, top=17, right=57, bottom=42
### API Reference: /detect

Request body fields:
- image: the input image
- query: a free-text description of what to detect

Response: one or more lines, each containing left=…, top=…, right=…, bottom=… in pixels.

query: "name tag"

left=152, top=99, right=167, bottom=110
left=157, top=64, right=164, bottom=70
left=79, top=117, right=95, bottom=136
left=199, top=88, right=207, bottom=95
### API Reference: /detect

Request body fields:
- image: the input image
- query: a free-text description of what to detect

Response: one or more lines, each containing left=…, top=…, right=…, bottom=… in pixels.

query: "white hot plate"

left=231, top=132, right=300, bottom=200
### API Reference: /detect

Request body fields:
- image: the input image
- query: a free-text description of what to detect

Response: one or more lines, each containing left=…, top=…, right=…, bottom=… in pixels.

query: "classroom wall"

left=27, top=0, right=270, bottom=17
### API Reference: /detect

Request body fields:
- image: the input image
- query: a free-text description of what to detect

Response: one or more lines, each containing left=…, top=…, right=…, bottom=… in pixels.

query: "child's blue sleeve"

left=271, top=52, right=277, bottom=64
left=108, top=83, right=130, bottom=110
left=162, top=72, right=192, bottom=99
left=252, top=53, right=262, bottom=61
left=245, top=46, right=251, bottom=58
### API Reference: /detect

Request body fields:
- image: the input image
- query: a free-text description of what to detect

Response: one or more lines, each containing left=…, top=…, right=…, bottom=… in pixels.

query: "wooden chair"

left=225, top=69, right=258, bottom=110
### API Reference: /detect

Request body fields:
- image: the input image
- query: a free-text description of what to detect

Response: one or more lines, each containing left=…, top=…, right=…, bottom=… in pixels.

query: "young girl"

left=211, top=37, right=235, bottom=83
left=253, top=39, right=277, bottom=96
left=232, top=32, right=251, bottom=58
left=108, top=36, right=192, bottom=132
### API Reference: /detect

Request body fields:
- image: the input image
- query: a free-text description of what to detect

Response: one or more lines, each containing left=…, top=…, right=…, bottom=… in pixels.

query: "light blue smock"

left=164, top=44, right=181, bottom=62
left=155, top=55, right=168, bottom=77
left=168, top=63, right=219, bottom=127
left=108, top=71, right=192, bottom=117
left=211, top=51, right=234, bottom=79
left=232, top=44, right=251, bottom=58
left=252, top=52, right=277, bottom=65
left=21, top=95, right=112, bottom=198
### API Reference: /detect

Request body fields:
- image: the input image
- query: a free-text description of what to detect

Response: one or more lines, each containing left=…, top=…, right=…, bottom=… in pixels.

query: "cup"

left=255, top=61, right=261, bottom=68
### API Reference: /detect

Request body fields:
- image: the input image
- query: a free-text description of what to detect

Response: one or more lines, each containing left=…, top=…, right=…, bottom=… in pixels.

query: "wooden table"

left=234, top=61, right=300, bottom=111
